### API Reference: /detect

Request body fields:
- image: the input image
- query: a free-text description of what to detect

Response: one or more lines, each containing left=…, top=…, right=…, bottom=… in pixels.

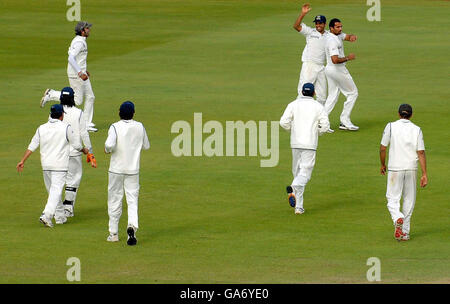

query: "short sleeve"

left=417, top=129, right=425, bottom=151
left=27, top=128, right=40, bottom=152
left=299, top=23, right=313, bottom=37
left=327, top=39, right=339, bottom=57
left=380, top=123, right=391, bottom=147
left=338, top=32, right=346, bottom=41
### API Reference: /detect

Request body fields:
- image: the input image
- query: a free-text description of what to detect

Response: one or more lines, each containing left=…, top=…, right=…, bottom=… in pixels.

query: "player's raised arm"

left=293, top=3, right=311, bottom=32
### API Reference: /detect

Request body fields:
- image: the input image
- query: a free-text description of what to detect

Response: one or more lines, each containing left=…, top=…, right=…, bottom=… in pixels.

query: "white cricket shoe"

left=339, top=122, right=359, bottom=131
left=295, top=208, right=305, bottom=215
left=40, top=89, right=51, bottom=108
left=127, top=226, right=137, bottom=246
left=326, top=128, right=335, bottom=133
left=107, top=234, right=119, bottom=242
left=87, top=127, right=98, bottom=132
left=39, top=214, right=54, bottom=228
left=88, top=123, right=96, bottom=128
left=55, top=216, right=68, bottom=225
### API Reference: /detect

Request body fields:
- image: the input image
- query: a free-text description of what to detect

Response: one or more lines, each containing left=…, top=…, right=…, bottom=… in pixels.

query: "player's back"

left=284, top=96, right=325, bottom=150
left=387, top=119, right=424, bottom=171
left=108, top=120, right=148, bottom=175
left=63, top=105, right=85, bottom=156
left=38, top=119, right=70, bottom=171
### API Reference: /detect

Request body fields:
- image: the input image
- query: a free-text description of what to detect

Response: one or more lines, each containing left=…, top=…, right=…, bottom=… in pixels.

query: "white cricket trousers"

left=42, top=171, right=67, bottom=220
left=108, top=172, right=140, bottom=235
left=324, top=66, right=358, bottom=125
left=48, top=77, right=95, bottom=125
left=298, top=62, right=327, bottom=105
left=386, top=170, right=417, bottom=235
left=291, top=149, right=316, bottom=209
left=64, top=155, right=83, bottom=211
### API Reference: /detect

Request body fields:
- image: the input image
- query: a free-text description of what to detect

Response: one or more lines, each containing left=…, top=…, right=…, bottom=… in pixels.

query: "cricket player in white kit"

left=58, top=87, right=97, bottom=219
left=280, top=83, right=330, bottom=214
left=105, top=101, right=150, bottom=245
left=380, top=104, right=428, bottom=241
left=324, top=18, right=359, bottom=132
left=17, top=104, right=88, bottom=227
left=40, top=21, right=97, bottom=132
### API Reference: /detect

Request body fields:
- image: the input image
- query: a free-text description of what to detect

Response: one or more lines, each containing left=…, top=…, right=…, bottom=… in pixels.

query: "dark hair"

left=50, top=112, right=62, bottom=119
left=119, top=112, right=134, bottom=120
left=302, top=89, right=314, bottom=97
left=329, top=18, right=341, bottom=28
left=398, top=104, right=413, bottom=119
left=60, top=95, right=75, bottom=107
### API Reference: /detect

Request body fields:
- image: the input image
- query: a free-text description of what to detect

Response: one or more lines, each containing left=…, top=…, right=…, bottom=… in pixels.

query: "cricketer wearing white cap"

left=40, top=21, right=97, bottom=132
left=324, top=18, right=359, bottom=132
left=280, top=83, right=330, bottom=214
left=293, top=4, right=346, bottom=105
left=58, top=87, right=97, bottom=220
left=17, top=104, right=88, bottom=227
left=104, top=101, right=150, bottom=245
left=380, top=104, right=428, bottom=241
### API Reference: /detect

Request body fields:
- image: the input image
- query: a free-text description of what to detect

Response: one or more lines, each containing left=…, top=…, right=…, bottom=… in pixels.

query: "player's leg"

left=83, top=79, right=96, bottom=130
left=42, top=171, right=67, bottom=227
left=124, top=174, right=139, bottom=245
left=400, top=170, right=417, bottom=238
left=107, top=172, right=124, bottom=239
left=40, top=89, right=61, bottom=108
left=298, top=62, right=318, bottom=97
left=324, top=68, right=340, bottom=132
left=63, top=156, right=83, bottom=217
left=314, top=67, right=327, bottom=105
left=292, top=149, right=316, bottom=214
left=69, top=77, right=84, bottom=107
left=336, top=69, right=359, bottom=130
left=386, top=170, right=405, bottom=239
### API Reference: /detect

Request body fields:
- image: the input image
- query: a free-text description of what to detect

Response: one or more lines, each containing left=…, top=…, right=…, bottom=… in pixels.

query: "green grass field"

left=0, top=0, right=449, bottom=283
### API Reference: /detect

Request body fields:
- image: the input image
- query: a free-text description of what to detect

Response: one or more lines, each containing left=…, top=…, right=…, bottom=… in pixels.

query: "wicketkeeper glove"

left=87, top=153, right=97, bottom=168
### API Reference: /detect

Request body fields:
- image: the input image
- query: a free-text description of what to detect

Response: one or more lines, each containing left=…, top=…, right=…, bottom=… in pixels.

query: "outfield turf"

left=0, top=0, right=449, bottom=283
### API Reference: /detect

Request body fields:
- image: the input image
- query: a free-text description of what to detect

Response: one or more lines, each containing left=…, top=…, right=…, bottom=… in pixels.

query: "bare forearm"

left=418, top=151, right=427, bottom=176
left=293, top=13, right=306, bottom=31
left=379, top=150, right=386, bottom=166
left=21, top=150, right=33, bottom=163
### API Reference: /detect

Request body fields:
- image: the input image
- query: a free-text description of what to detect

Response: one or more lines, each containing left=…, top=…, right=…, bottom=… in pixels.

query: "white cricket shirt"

left=325, top=33, right=346, bottom=68
left=299, top=23, right=329, bottom=65
left=67, top=36, right=88, bottom=77
left=380, top=119, right=425, bottom=171
left=62, top=105, right=92, bottom=157
left=279, top=96, right=330, bottom=150
left=28, top=118, right=83, bottom=171
left=105, top=119, right=150, bottom=175
left=300, top=24, right=346, bottom=66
